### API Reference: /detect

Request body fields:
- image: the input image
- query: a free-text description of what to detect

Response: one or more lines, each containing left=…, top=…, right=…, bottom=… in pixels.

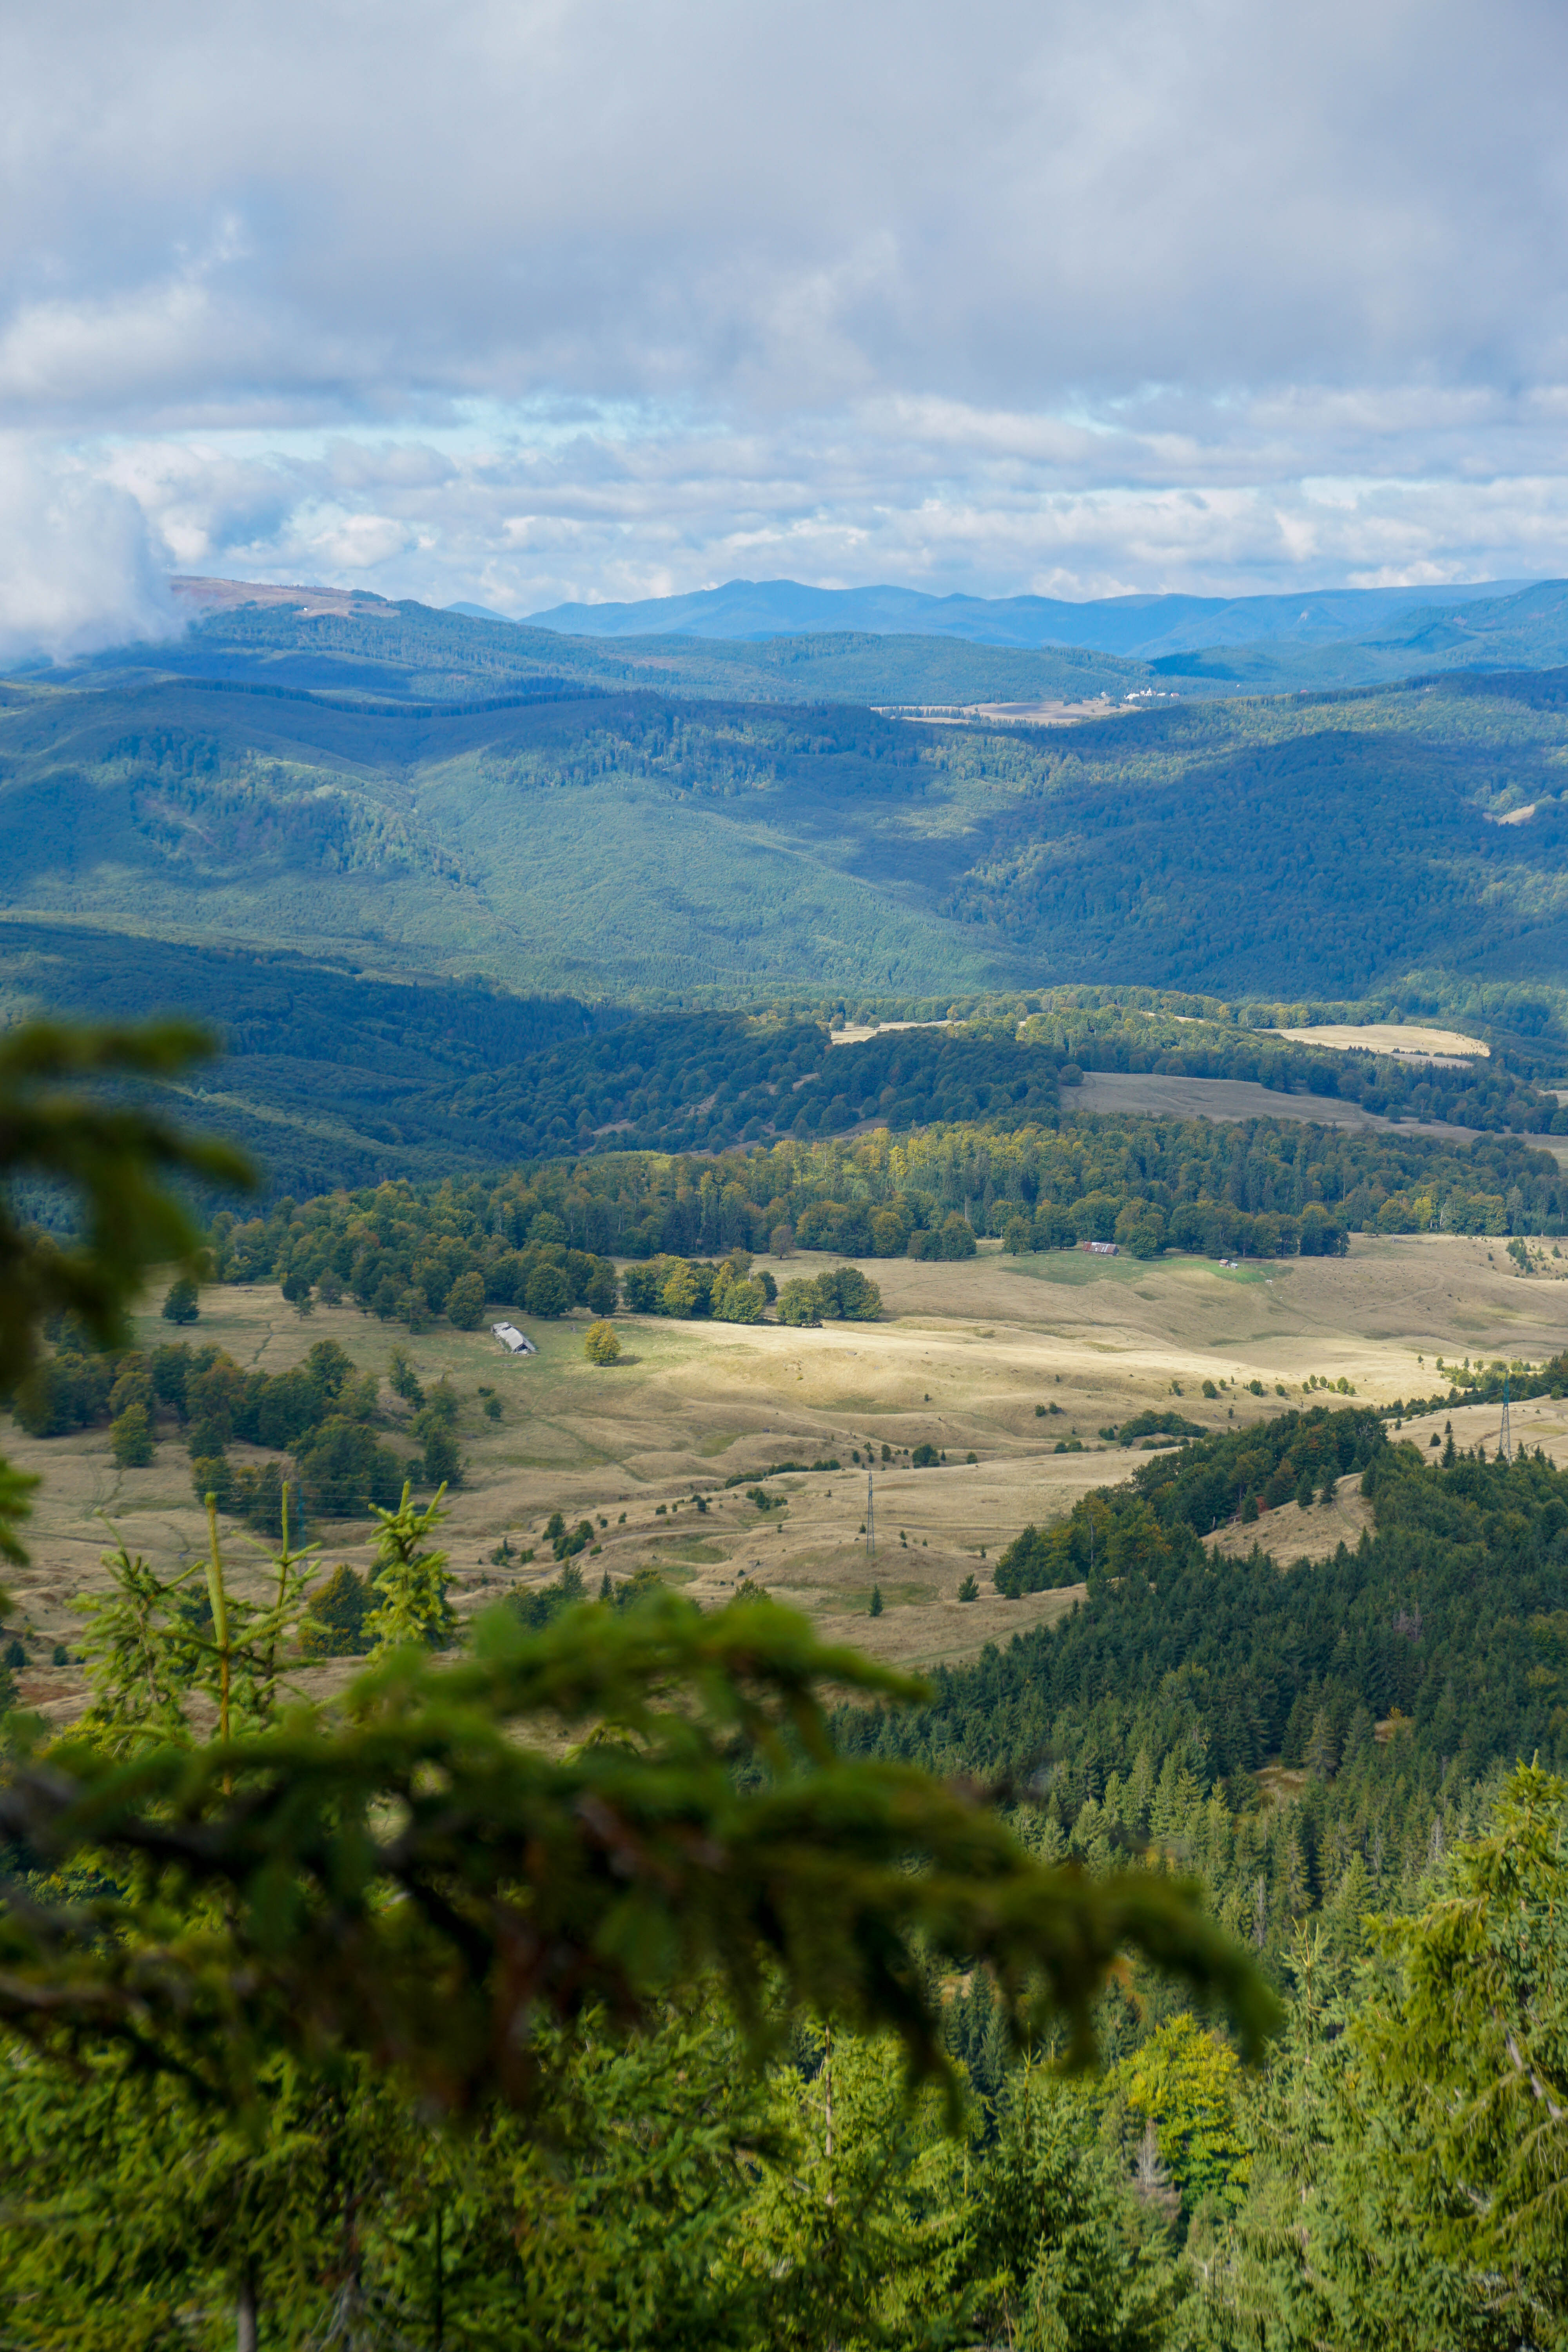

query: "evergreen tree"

left=363, top=1485, right=456, bottom=1655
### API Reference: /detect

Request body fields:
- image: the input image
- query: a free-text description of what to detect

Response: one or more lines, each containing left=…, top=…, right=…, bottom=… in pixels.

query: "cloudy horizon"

left=4, top=0, right=1568, bottom=655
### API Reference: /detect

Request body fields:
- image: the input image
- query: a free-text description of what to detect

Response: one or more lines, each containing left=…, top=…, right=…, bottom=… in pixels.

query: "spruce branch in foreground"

left=0, top=1592, right=1278, bottom=2112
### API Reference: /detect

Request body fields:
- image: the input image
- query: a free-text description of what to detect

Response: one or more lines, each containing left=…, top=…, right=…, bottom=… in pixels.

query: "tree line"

left=201, top=1107, right=1568, bottom=1343
left=11, top=914, right=1566, bottom=1220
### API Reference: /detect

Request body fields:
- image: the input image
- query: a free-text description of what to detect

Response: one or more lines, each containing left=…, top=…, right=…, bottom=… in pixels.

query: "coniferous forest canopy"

left=10, top=594, right=1568, bottom=2347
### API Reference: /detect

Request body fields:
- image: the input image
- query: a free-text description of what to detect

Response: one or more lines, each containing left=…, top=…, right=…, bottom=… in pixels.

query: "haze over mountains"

left=516, top=575, right=1536, bottom=657
left=454, top=573, right=1568, bottom=694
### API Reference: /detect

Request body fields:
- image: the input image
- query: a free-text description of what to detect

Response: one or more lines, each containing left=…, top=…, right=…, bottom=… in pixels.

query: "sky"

left=4, top=0, right=1568, bottom=655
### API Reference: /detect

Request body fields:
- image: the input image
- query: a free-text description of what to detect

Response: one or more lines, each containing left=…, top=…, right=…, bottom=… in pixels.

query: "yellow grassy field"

left=7, top=1231, right=1568, bottom=1719
left=1278, top=1021, right=1488, bottom=1059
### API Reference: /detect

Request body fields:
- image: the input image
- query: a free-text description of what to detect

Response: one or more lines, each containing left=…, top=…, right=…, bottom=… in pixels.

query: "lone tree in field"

left=585, top=1319, right=621, bottom=1365
left=160, top=1275, right=199, bottom=1324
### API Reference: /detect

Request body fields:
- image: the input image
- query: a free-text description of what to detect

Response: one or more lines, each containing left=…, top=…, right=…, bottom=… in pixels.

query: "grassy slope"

left=13, top=1235, right=1563, bottom=1711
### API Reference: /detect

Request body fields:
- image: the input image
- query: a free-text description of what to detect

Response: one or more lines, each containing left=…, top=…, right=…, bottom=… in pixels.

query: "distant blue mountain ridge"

left=473, top=575, right=1549, bottom=660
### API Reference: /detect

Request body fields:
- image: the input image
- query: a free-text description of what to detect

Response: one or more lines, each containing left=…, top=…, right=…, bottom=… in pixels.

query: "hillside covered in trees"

left=12, top=620, right=1568, bottom=1014
left=860, top=1407, right=1568, bottom=1938
left=3, top=920, right=1563, bottom=1204
left=202, top=1116, right=1568, bottom=1345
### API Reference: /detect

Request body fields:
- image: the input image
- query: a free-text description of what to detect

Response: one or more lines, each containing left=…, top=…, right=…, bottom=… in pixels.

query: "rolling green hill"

left=12, top=599, right=1568, bottom=1137
left=62, top=593, right=1150, bottom=708
left=1146, top=578, right=1568, bottom=691
left=9, top=650, right=1568, bottom=1004
left=0, top=675, right=1033, bottom=997
left=944, top=671, right=1568, bottom=993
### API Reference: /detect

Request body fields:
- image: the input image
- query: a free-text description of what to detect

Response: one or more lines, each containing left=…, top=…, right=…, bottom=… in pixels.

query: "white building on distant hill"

left=491, top=1322, right=536, bottom=1355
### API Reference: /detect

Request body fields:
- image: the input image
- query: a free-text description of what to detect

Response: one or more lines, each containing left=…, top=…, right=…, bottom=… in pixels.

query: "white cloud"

left=4, top=0, right=1568, bottom=624
left=0, top=437, right=178, bottom=661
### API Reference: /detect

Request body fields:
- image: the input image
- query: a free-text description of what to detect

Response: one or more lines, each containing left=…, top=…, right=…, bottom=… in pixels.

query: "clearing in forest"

left=6, top=1232, right=1565, bottom=1720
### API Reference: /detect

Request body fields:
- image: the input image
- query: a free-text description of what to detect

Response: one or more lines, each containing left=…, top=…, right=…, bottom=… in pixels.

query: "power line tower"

left=866, top=1464, right=875, bottom=1560
left=1499, top=1372, right=1512, bottom=1465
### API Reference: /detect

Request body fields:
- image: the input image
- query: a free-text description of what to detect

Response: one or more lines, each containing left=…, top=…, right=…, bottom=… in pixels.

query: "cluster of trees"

left=866, top=1410, right=1568, bottom=1839
left=213, top=1109, right=1568, bottom=1349
left=442, top=1009, right=1065, bottom=1160
left=617, top=1253, right=882, bottom=1325
left=9, top=1330, right=472, bottom=1528
left=216, top=1194, right=617, bottom=1333
left=1008, top=1195, right=1351, bottom=1259
left=994, top=1407, right=1389, bottom=1595
left=620, top=1252, right=777, bottom=1323
left=774, top=1265, right=882, bottom=1324
left=177, top=1337, right=410, bottom=1526
left=855, top=1399, right=1568, bottom=2345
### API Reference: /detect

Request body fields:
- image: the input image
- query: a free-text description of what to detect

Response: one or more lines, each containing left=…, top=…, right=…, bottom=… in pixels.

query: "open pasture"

left=1074, top=1067, right=1490, bottom=1142
left=1278, top=1021, right=1488, bottom=1060
left=6, top=1231, right=1568, bottom=1721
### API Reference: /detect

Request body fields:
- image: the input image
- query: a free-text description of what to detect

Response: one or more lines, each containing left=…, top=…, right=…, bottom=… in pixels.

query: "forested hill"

left=9, top=655, right=1568, bottom=1010
left=850, top=1410, right=1568, bottom=1954
left=68, top=590, right=1150, bottom=709
left=7, top=922, right=1565, bottom=1210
